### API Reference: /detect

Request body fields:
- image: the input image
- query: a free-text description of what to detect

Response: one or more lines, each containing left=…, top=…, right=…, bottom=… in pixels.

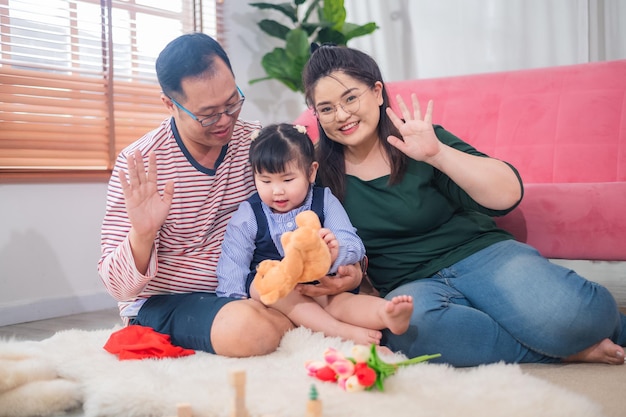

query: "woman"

left=299, top=44, right=626, bottom=367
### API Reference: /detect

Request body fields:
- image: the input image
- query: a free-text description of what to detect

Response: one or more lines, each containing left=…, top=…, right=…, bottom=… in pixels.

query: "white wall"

left=0, top=182, right=114, bottom=326
left=1, top=0, right=624, bottom=326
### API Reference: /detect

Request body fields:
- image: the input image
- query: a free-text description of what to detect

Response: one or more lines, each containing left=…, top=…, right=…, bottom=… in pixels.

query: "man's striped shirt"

left=98, top=117, right=260, bottom=317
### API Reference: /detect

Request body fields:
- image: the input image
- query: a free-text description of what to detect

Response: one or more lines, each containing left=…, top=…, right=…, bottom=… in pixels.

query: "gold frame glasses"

left=313, top=88, right=369, bottom=123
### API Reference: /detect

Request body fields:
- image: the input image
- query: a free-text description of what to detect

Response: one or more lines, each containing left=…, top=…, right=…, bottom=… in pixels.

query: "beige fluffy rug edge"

left=0, top=327, right=606, bottom=417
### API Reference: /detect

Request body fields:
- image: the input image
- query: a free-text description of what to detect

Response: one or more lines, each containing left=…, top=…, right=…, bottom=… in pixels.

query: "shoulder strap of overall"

left=248, top=192, right=267, bottom=243
left=311, top=186, right=325, bottom=226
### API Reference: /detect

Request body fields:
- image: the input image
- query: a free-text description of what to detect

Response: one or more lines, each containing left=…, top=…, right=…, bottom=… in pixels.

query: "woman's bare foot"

left=380, top=295, right=414, bottom=335
left=564, top=338, right=625, bottom=365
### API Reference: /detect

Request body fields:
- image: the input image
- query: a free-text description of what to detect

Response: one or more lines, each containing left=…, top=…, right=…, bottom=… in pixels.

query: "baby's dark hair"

left=249, top=123, right=315, bottom=175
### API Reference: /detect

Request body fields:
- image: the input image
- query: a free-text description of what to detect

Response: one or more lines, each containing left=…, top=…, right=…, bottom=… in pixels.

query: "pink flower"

left=330, top=358, right=355, bottom=378
left=305, top=344, right=441, bottom=392
left=322, top=347, right=344, bottom=365
left=304, top=360, right=327, bottom=377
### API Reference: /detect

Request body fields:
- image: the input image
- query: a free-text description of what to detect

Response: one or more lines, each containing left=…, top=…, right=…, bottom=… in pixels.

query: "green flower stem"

left=396, top=353, right=443, bottom=366
left=366, top=344, right=441, bottom=391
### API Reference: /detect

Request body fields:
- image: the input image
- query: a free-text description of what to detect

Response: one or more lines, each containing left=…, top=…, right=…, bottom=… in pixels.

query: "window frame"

left=0, top=0, right=222, bottom=182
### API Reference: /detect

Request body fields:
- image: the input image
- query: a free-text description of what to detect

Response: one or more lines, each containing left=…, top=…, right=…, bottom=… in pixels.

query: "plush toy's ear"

left=255, top=260, right=276, bottom=276
left=253, top=260, right=278, bottom=289
left=280, top=230, right=293, bottom=250
left=295, top=210, right=322, bottom=229
left=252, top=260, right=285, bottom=305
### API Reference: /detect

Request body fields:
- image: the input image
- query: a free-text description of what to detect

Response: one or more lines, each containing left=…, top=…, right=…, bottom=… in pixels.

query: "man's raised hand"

left=119, top=150, right=174, bottom=240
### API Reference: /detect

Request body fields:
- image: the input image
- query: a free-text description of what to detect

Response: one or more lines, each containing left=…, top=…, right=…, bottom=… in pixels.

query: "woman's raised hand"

left=386, top=94, right=441, bottom=162
left=119, top=150, right=174, bottom=240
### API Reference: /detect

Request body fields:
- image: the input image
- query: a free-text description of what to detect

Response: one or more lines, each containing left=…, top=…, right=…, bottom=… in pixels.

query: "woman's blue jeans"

left=383, top=240, right=626, bottom=367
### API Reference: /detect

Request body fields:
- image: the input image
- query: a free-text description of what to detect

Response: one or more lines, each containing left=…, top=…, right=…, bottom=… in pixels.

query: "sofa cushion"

left=495, top=182, right=626, bottom=260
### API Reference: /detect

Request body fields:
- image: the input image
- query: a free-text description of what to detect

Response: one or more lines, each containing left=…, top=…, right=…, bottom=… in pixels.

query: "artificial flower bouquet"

left=305, top=344, right=441, bottom=392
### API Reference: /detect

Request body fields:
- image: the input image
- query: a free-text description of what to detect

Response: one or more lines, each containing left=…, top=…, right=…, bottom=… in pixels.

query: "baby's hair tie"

left=294, top=124, right=308, bottom=135
left=250, top=129, right=260, bottom=141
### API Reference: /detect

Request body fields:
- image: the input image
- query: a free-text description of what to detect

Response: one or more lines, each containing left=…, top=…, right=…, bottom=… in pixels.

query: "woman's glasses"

left=313, top=89, right=369, bottom=123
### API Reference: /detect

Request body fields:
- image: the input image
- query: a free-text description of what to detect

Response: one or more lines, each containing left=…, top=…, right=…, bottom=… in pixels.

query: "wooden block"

left=229, top=370, right=250, bottom=417
left=306, top=385, right=322, bottom=417
left=306, top=399, right=322, bottom=417
left=177, top=403, right=193, bottom=417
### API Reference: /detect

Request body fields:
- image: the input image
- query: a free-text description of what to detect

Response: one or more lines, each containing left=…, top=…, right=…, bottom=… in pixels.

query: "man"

left=98, top=33, right=361, bottom=357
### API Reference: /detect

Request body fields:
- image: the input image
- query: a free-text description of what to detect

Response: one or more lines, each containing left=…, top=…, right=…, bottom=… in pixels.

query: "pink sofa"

left=295, top=60, right=626, bottom=261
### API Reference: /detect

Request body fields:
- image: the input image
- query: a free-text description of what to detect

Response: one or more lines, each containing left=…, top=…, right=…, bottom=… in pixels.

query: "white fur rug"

left=0, top=326, right=605, bottom=417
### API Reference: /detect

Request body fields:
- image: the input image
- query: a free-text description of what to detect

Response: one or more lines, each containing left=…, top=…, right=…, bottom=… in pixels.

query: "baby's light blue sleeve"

left=216, top=202, right=258, bottom=298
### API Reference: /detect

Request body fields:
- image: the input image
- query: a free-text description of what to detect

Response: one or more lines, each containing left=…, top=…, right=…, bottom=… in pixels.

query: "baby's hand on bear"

left=319, top=228, right=339, bottom=263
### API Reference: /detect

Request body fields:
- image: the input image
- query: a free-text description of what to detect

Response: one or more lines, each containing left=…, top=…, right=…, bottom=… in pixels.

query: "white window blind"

left=0, top=0, right=221, bottom=179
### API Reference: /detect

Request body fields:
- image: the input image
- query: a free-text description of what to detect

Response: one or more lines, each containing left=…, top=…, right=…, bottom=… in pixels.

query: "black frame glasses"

left=170, top=86, right=245, bottom=127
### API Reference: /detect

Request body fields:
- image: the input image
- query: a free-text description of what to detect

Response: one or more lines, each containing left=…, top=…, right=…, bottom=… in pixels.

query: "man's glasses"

left=313, top=89, right=369, bottom=123
left=170, top=86, right=245, bottom=127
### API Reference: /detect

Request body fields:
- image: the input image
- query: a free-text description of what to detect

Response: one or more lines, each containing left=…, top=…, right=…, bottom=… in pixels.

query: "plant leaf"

left=342, top=22, right=379, bottom=42
left=258, top=19, right=291, bottom=40
left=301, top=22, right=320, bottom=37
left=249, top=2, right=298, bottom=23
left=285, top=28, right=310, bottom=60
left=284, top=29, right=310, bottom=92
left=322, top=0, right=346, bottom=30
left=249, top=76, right=273, bottom=84
left=260, top=48, right=301, bottom=92
left=302, top=0, right=322, bottom=24
left=249, top=0, right=377, bottom=93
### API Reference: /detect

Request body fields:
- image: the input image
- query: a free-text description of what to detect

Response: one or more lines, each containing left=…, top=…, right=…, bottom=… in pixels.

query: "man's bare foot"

left=564, top=338, right=625, bottom=365
left=381, top=295, right=414, bottom=335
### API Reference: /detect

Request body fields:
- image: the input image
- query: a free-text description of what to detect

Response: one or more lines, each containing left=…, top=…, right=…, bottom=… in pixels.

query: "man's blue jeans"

left=384, top=240, right=626, bottom=367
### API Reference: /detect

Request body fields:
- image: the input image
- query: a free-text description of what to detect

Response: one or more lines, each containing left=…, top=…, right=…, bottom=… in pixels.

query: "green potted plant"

left=249, top=0, right=378, bottom=93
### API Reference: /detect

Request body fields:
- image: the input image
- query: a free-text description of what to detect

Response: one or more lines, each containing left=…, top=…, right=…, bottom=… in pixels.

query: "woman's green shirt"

left=343, top=126, right=521, bottom=296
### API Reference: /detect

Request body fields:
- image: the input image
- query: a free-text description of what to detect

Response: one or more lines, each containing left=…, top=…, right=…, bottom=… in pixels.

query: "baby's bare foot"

left=376, top=345, right=394, bottom=356
left=564, top=338, right=625, bottom=365
left=344, top=328, right=382, bottom=346
left=382, top=295, right=414, bottom=335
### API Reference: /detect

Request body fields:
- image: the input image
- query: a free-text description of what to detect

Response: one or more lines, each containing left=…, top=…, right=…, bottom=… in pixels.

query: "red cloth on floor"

left=103, top=325, right=195, bottom=360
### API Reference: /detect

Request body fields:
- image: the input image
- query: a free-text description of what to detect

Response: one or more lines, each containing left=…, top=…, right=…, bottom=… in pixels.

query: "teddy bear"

left=252, top=210, right=331, bottom=305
